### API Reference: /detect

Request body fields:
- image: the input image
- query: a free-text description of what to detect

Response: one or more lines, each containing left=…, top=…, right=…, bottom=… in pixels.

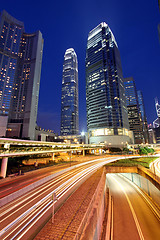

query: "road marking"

left=108, top=174, right=145, bottom=240
left=118, top=173, right=160, bottom=221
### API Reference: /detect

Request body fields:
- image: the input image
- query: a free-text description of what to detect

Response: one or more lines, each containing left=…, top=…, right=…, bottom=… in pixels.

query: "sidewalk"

left=34, top=168, right=103, bottom=240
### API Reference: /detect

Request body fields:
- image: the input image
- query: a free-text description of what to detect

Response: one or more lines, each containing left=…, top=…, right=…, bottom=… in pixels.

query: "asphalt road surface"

left=106, top=173, right=160, bottom=240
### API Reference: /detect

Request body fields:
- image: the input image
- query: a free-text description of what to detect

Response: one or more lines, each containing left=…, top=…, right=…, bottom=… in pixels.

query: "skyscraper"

left=137, top=90, right=149, bottom=143
left=60, top=48, right=79, bottom=136
left=0, top=10, right=24, bottom=136
left=124, top=77, right=144, bottom=144
left=0, top=10, right=43, bottom=139
left=86, top=22, right=132, bottom=145
left=153, top=98, right=160, bottom=143
left=7, top=31, right=43, bottom=140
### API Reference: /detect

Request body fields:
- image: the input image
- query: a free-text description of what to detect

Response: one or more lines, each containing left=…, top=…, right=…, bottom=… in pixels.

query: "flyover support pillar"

left=83, top=149, right=85, bottom=156
left=99, top=149, right=102, bottom=154
left=0, top=157, right=8, bottom=178
left=51, top=153, right=55, bottom=161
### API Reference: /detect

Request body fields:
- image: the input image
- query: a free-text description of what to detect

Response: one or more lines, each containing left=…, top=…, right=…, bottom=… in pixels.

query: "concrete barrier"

left=121, top=172, right=160, bottom=207
left=105, top=165, right=160, bottom=208
left=75, top=169, right=107, bottom=240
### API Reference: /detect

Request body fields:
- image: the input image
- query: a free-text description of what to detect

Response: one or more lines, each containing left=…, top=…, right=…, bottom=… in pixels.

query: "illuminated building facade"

left=152, top=98, right=160, bottom=143
left=60, top=48, right=79, bottom=136
left=137, top=90, right=149, bottom=143
left=7, top=31, right=43, bottom=140
left=0, top=10, right=43, bottom=139
left=0, top=10, right=24, bottom=136
left=86, top=22, right=132, bottom=145
left=124, top=77, right=144, bottom=144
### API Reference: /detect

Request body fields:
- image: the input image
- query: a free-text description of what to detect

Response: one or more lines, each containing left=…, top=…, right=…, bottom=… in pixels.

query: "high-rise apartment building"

left=60, top=48, right=79, bottom=136
left=0, top=10, right=43, bottom=139
left=86, top=22, right=132, bottom=145
left=137, top=90, right=149, bottom=143
left=124, top=77, right=144, bottom=144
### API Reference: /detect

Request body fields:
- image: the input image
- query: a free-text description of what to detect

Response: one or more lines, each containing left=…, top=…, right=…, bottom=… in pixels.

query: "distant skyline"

left=0, top=0, right=160, bottom=134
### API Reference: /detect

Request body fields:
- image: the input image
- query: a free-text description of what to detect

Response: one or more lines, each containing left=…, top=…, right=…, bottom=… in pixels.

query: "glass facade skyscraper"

left=60, top=48, right=79, bottom=136
left=0, top=10, right=43, bottom=139
left=137, top=90, right=149, bottom=143
left=86, top=22, right=131, bottom=144
left=0, top=10, right=24, bottom=136
left=124, top=77, right=144, bottom=144
left=7, top=31, right=43, bottom=140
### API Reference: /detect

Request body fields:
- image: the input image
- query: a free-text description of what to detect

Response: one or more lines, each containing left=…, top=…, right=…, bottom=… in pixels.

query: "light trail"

left=109, top=174, right=145, bottom=240
left=0, top=167, right=83, bottom=220
left=106, top=173, right=160, bottom=240
left=117, top=173, right=160, bottom=221
left=0, top=157, right=116, bottom=239
left=0, top=187, right=12, bottom=194
left=150, top=157, right=160, bottom=177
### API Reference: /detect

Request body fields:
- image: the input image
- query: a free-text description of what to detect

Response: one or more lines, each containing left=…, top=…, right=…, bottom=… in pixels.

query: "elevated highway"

left=0, top=137, right=105, bottom=178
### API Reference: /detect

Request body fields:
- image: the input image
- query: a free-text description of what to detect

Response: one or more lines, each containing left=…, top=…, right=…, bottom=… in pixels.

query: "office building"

left=86, top=22, right=133, bottom=145
left=0, top=10, right=43, bottom=139
left=137, top=90, right=149, bottom=143
left=152, top=98, right=160, bottom=143
left=60, top=48, right=79, bottom=136
left=0, top=10, right=24, bottom=136
left=124, top=77, right=144, bottom=144
left=7, top=31, right=43, bottom=140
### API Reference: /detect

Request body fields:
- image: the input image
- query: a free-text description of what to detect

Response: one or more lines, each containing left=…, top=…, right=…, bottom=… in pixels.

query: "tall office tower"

left=153, top=98, right=160, bottom=143
left=124, top=77, right=144, bottom=144
left=7, top=31, right=43, bottom=140
left=153, top=97, right=160, bottom=128
left=137, top=90, right=149, bottom=143
left=0, top=10, right=24, bottom=136
left=0, top=10, right=43, bottom=139
left=86, top=22, right=132, bottom=145
left=60, top=48, right=79, bottom=136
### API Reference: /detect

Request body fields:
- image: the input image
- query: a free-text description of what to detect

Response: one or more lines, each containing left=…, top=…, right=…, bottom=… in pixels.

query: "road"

left=0, top=155, right=119, bottom=199
left=0, top=163, right=75, bottom=199
left=106, top=173, right=160, bottom=240
left=0, top=156, right=118, bottom=240
left=150, top=157, right=160, bottom=177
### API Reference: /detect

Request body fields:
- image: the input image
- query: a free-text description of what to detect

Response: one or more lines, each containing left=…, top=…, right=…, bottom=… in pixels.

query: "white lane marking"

left=108, top=174, right=145, bottom=240
left=118, top=173, right=160, bottom=221
left=1, top=161, right=106, bottom=239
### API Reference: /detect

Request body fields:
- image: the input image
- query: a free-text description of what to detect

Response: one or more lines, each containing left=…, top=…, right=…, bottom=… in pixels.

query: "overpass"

left=0, top=138, right=105, bottom=178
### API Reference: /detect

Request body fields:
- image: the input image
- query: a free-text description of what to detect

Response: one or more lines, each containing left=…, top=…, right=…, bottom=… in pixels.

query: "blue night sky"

left=1, top=0, right=160, bottom=134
